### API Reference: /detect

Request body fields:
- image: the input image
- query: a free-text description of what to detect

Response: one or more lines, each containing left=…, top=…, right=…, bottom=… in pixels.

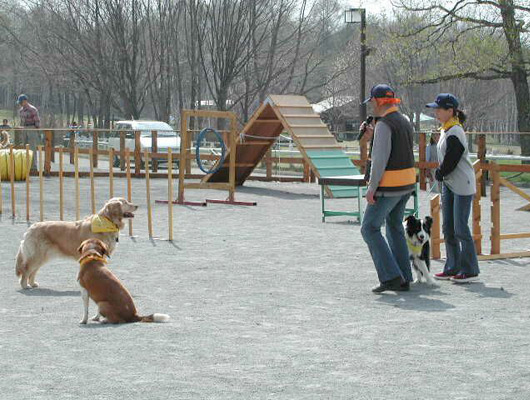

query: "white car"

left=108, top=120, right=181, bottom=167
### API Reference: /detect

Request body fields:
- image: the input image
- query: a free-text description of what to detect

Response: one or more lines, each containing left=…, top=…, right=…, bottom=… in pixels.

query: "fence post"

left=120, top=131, right=125, bottom=171
left=92, top=130, right=99, bottom=168
left=44, top=130, right=53, bottom=176
left=430, top=194, right=441, bottom=259
left=151, top=130, right=158, bottom=172
left=473, top=165, right=482, bottom=255
left=490, top=162, right=501, bottom=254
left=134, top=131, right=142, bottom=177
left=69, top=130, right=75, bottom=164
left=477, top=134, right=487, bottom=197
left=419, top=132, right=426, bottom=191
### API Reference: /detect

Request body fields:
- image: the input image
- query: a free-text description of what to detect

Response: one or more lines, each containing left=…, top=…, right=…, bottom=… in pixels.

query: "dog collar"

left=91, top=215, right=119, bottom=233
left=79, top=254, right=108, bottom=267
left=406, top=237, right=423, bottom=254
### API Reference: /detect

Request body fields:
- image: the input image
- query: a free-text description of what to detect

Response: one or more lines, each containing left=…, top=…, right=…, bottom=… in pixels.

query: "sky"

left=351, top=0, right=396, bottom=16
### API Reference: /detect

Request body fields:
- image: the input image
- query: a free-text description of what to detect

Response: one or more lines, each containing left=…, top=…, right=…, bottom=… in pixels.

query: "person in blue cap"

left=360, top=84, right=416, bottom=293
left=426, top=93, right=480, bottom=283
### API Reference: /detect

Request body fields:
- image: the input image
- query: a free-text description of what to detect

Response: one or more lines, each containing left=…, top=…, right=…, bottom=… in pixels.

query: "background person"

left=426, top=93, right=480, bottom=283
left=426, top=129, right=441, bottom=193
left=17, top=94, right=41, bottom=170
left=360, top=84, right=416, bottom=293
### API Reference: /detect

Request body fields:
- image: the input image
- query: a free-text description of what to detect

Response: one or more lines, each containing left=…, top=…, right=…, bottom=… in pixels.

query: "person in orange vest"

left=360, top=84, right=416, bottom=293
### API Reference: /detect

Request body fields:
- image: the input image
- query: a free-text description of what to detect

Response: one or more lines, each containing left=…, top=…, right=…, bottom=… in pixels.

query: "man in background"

left=17, top=94, right=41, bottom=169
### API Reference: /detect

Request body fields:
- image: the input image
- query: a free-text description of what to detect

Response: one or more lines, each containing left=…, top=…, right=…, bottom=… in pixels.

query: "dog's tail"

left=139, top=313, right=170, bottom=323
left=15, top=244, right=26, bottom=277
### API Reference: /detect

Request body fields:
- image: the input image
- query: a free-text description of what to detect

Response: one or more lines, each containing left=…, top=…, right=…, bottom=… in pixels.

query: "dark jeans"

left=441, top=183, right=480, bottom=276
left=361, top=193, right=413, bottom=283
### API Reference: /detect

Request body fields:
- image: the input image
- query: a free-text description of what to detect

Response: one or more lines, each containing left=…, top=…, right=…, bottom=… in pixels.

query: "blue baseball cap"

left=362, top=84, right=396, bottom=104
left=426, top=93, right=459, bottom=109
left=17, top=94, right=28, bottom=104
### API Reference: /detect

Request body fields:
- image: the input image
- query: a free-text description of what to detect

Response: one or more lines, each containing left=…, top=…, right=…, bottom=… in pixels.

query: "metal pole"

left=359, top=9, right=367, bottom=123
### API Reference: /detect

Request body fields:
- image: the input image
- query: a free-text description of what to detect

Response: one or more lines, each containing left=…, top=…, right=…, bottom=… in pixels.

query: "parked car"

left=108, top=120, right=180, bottom=167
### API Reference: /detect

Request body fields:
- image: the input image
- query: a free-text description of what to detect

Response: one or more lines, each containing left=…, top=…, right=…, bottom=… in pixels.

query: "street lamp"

left=344, top=8, right=367, bottom=124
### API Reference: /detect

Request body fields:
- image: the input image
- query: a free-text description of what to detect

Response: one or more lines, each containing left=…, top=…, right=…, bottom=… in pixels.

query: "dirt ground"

left=1, top=176, right=529, bottom=399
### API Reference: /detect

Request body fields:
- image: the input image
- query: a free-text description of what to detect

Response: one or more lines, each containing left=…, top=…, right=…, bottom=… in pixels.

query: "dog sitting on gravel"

left=15, top=197, right=137, bottom=289
left=404, top=215, right=438, bottom=286
left=77, top=238, right=169, bottom=324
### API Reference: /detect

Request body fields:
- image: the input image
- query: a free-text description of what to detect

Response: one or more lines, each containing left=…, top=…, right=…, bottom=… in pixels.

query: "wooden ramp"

left=204, top=95, right=363, bottom=198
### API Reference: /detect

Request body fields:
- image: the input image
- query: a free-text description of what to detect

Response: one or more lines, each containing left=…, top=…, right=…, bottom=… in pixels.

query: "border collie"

left=404, top=215, right=437, bottom=286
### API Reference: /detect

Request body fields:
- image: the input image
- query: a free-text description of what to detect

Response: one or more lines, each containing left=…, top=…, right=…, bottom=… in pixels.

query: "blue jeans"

left=361, top=194, right=413, bottom=283
left=441, top=184, right=480, bottom=276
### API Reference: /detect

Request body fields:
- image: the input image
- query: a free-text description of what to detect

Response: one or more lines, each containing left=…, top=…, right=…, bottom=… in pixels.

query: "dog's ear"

left=99, top=240, right=110, bottom=257
left=424, top=216, right=433, bottom=229
left=404, top=215, right=415, bottom=224
left=77, top=240, right=88, bottom=254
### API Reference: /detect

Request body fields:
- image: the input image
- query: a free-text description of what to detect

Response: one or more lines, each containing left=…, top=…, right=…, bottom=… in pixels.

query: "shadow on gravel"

left=238, top=186, right=317, bottom=200
left=462, top=283, right=513, bottom=299
left=18, top=288, right=80, bottom=297
left=375, top=290, right=455, bottom=312
left=79, top=323, right=128, bottom=329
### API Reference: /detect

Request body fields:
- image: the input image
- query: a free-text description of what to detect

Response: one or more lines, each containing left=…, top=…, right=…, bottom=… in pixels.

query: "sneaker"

left=372, top=277, right=409, bottom=293
left=434, top=272, right=455, bottom=280
left=450, top=274, right=479, bottom=284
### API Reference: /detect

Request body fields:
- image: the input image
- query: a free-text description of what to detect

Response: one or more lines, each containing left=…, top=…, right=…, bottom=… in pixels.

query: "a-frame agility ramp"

left=204, top=95, right=362, bottom=198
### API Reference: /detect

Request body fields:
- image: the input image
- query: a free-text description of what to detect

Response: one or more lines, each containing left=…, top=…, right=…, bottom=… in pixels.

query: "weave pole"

left=109, top=148, right=114, bottom=198
left=167, top=148, right=173, bottom=241
left=0, top=148, right=2, bottom=214
left=74, top=146, right=80, bottom=220
left=144, top=150, right=153, bottom=237
left=59, top=147, right=64, bottom=220
left=9, top=146, right=15, bottom=218
left=126, top=148, right=133, bottom=236
left=39, top=146, right=43, bottom=221
left=89, top=148, right=96, bottom=214
left=26, top=145, right=30, bottom=221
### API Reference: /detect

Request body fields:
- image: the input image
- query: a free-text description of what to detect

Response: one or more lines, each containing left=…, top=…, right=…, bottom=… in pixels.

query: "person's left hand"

left=366, top=189, right=376, bottom=205
left=435, top=169, right=444, bottom=182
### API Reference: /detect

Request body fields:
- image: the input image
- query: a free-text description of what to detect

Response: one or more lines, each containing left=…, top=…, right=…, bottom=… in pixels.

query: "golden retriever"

left=15, top=197, right=137, bottom=289
left=77, top=238, right=169, bottom=324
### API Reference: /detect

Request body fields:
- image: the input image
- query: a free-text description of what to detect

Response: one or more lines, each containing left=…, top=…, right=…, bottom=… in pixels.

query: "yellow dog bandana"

left=406, top=237, right=423, bottom=255
left=91, top=215, right=119, bottom=233
left=79, top=254, right=108, bottom=267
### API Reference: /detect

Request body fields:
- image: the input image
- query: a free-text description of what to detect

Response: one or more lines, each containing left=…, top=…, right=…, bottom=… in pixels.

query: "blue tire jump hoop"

left=195, top=127, right=227, bottom=174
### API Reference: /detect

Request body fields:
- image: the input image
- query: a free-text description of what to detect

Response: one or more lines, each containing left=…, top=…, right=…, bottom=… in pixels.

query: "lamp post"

left=344, top=8, right=367, bottom=124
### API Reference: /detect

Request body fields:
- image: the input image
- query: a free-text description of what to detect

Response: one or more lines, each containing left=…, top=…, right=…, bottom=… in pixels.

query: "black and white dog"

left=404, top=215, right=437, bottom=286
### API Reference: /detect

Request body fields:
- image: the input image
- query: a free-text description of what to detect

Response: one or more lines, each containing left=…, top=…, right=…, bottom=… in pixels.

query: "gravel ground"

left=1, top=176, right=529, bottom=400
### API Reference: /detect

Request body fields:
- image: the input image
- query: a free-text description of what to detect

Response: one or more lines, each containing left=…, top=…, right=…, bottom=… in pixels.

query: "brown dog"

left=77, top=238, right=169, bottom=324
left=15, top=197, right=137, bottom=289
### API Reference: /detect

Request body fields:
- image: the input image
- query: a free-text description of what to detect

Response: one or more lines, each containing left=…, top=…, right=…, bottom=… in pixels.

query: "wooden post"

left=0, top=147, right=2, bottom=214
left=228, top=116, right=236, bottom=202
left=430, top=194, right=441, bottom=259
left=151, top=130, right=158, bottom=172
left=473, top=170, right=482, bottom=255
left=39, top=146, right=43, bottom=221
left=178, top=115, right=187, bottom=203
left=303, top=159, right=310, bottom=183
left=419, top=132, right=426, bottom=191
left=134, top=131, right=141, bottom=177
left=109, top=148, right=114, bottom=198
left=9, top=146, right=15, bottom=218
left=120, top=131, right=125, bottom=171
left=69, top=131, right=75, bottom=164
left=89, top=148, right=96, bottom=215
left=360, top=136, right=368, bottom=174
left=26, top=144, right=30, bottom=221
left=44, top=130, right=53, bottom=176
left=59, top=147, right=64, bottom=220
left=266, top=148, right=272, bottom=179
left=168, top=148, right=173, bottom=241
left=74, top=146, right=80, bottom=220
left=144, top=150, right=153, bottom=238
left=490, top=162, right=501, bottom=254
left=477, top=134, right=487, bottom=197
left=92, top=130, right=98, bottom=168
left=185, top=125, right=192, bottom=174
left=126, top=148, right=133, bottom=236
